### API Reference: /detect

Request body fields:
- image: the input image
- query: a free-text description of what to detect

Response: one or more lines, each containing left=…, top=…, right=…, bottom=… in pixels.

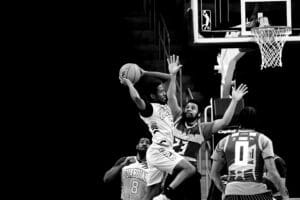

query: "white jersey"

left=140, top=103, right=174, bottom=147
left=121, top=157, right=149, bottom=200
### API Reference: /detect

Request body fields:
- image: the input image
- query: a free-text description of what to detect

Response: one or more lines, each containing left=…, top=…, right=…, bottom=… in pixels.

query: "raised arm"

left=167, top=55, right=182, bottom=119
left=141, top=69, right=171, bottom=81
left=211, top=84, right=248, bottom=133
left=103, top=156, right=135, bottom=183
left=120, top=76, right=146, bottom=111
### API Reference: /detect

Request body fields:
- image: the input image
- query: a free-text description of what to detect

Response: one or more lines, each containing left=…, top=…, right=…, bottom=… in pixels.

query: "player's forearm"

left=212, top=98, right=238, bottom=132
left=128, top=83, right=140, bottom=100
left=127, top=82, right=146, bottom=110
left=103, top=166, right=122, bottom=183
left=167, top=74, right=177, bottom=99
left=222, top=98, right=238, bottom=126
left=212, top=175, right=225, bottom=193
left=268, top=170, right=289, bottom=199
left=143, top=71, right=171, bottom=80
left=167, top=74, right=181, bottom=118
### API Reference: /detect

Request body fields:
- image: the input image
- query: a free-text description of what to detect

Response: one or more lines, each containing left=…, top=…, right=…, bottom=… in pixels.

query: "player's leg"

left=142, top=182, right=162, bottom=200
left=154, top=148, right=196, bottom=199
left=166, top=158, right=195, bottom=190
left=184, top=171, right=202, bottom=200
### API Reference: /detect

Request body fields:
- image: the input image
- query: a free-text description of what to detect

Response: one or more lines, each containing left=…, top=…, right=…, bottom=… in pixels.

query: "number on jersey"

left=234, top=141, right=249, bottom=165
left=173, top=137, right=188, bottom=154
left=131, top=180, right=139, bottom=194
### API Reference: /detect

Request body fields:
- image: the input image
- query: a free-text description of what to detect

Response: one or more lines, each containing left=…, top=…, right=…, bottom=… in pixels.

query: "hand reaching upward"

left=231, top=83, right=248, bottom=101
left=167, top=54, right=183, bottom=75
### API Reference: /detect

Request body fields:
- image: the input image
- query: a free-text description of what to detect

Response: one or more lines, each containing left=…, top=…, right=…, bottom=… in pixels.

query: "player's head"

left=136, top=137, right=151, bottom=153
left=182, top=99, right=201, bottom=122
left=238, top=106, right=257, bottom=129
left=140, top=76, right=168, bottom=104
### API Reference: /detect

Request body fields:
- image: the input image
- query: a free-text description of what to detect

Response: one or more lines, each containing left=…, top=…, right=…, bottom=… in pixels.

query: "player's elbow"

left=103, top=173, right=112, bottom=184
left=186, top=164, right=196, bottom=177
left=210, top=170, right=217, bottom=181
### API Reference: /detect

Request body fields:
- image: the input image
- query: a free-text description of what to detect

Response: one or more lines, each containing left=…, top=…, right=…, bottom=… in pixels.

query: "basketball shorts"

left=146, top=143, right=184, bottom=186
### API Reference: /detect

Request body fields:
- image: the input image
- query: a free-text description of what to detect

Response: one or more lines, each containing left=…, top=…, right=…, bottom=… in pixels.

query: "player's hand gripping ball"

left=119, top=63, right=142, bottom=84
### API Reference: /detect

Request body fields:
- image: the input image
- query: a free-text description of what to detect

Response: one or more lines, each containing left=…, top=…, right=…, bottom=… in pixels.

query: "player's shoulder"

left=256, top=131, right=272, bottom=141
left=114, top=156, right=136, bottom=166
left=114, top=156, right=127, bottom=165
left=217, top=134, right=230, bottom=149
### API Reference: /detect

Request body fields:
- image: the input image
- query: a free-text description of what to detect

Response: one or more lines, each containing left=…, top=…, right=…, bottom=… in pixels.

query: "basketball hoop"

left=251, top=26, right=291, bottom=70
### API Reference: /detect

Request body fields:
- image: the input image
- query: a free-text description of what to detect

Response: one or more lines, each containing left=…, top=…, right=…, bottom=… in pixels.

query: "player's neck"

left=185, top=120, right=197, bottom=128
left=136, top=154, right=146, bottom=163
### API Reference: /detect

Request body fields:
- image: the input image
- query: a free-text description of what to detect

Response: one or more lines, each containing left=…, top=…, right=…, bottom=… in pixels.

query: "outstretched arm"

left=212, top=84, right=248, bottom=133
left=167, top=55, right=182, bottom=120
left=141, top=68, right=171, bottom=81
left=120, top=76, right=146, bottom=111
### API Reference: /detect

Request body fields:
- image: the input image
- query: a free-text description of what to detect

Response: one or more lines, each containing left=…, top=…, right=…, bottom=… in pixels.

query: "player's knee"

left=185, top=162, right=196, bottom=176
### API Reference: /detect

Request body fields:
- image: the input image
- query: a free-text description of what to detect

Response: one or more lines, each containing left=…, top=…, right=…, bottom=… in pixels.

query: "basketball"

left=119, top=63, right=142, bottom=84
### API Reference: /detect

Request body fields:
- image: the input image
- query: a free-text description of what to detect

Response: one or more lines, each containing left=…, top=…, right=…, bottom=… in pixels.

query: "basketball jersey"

left=121, top=157, right=149, bottom=200
left=224, top=130, right=268, bottom=182
left=173, top=118, right=213, bottom=162
left=140, top=103, right=174, bottom=147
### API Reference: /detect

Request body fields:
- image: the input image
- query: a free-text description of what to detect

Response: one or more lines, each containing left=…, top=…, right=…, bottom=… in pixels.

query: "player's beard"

left=137, top=150, right=147, bottom=160
left=183, top=113, right=197, bottom=124
left=161, top=96, right=168, bottom=104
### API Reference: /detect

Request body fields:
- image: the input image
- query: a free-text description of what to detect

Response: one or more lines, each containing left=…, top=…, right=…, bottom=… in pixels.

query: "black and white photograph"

left=93, top=0, right=300, bottom=200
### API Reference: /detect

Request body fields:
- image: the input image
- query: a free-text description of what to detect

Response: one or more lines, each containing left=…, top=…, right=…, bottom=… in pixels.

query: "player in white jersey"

left=120, top=55, right=196, bottom=200
left=210, top=107, right=289, bottom=200
left=103, top=137, right=151, bottom=200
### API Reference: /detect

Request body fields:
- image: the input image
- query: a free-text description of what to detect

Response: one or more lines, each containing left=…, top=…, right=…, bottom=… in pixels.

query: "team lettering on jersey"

left=121, top=160, right=149, bottom=200
left=123, top=167, right=147, bottom=182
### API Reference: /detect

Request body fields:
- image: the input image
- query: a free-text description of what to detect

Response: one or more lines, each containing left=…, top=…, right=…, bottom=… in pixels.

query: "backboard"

left=191, top=0, right=300, bottom=45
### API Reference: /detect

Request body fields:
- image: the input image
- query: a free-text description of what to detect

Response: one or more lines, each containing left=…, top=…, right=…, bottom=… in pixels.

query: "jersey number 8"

left=131, top=180, right=139, bottom=193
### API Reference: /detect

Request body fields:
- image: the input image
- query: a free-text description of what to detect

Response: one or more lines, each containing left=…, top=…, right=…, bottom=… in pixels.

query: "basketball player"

left=165, top=84, right=248, bottom=200
left=103, top=137, right=152, bottom=200
left=210, top=106, right=289, bottom=200
left=119, top=55, right=196, bottom=200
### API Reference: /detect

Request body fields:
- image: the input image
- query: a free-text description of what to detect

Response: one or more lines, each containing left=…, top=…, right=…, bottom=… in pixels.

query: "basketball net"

left=251, top=17, right=291, bottom=70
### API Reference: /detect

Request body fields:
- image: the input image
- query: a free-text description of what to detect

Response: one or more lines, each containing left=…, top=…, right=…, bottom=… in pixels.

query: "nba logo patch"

left=202, top=10, right=211, bottom=31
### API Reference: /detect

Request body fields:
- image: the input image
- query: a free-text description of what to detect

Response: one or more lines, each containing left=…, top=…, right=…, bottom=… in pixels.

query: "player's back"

left=121, top=157, right=149, bottom=200
left=225, top=130, right=264, bottom=182
left=222, top=130, right=273, bottom=195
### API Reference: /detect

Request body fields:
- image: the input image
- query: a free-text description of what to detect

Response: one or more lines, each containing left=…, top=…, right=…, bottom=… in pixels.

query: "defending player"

left=165, top=83, right=247, bottom=200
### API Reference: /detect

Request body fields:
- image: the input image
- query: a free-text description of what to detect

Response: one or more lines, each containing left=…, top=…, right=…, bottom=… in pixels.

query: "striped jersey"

left=121, top=157, right=149, bottom=200
left=140, top=103, right=174, bottom=147
left=211, top=129, right=274, bottom=195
